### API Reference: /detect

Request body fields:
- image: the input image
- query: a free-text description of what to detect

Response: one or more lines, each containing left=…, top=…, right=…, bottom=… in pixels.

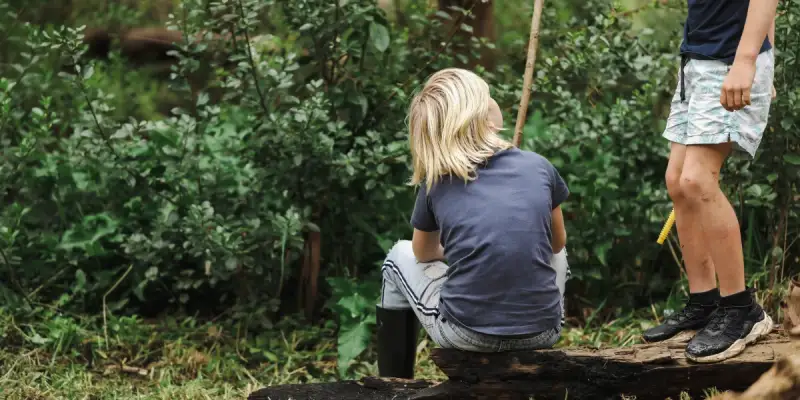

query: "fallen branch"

left=248, top=333, right=793, bottom=400
left=425, top=333, right=792, bottom=399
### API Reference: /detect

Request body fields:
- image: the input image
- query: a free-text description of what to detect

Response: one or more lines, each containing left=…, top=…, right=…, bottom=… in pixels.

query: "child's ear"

left=487, top=98, right=503, bottom=132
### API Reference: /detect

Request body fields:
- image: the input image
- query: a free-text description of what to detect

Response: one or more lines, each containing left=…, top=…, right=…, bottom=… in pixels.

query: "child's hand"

left=772, top=84, right=777, bottom=100
left=720, top=58, right=757, bottom=112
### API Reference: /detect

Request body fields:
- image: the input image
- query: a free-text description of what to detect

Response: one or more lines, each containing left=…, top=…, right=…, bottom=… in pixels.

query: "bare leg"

left=666, top=142, right=717, bottom=293
left=641, top=143, right=721, bottom=344
left=679, top=143, right=745, bottom=296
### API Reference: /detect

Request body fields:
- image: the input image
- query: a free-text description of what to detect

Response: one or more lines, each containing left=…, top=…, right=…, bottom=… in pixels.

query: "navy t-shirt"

left=680, top=0, right=771, bottom=64
left=411, top=148, right=569, bottom=337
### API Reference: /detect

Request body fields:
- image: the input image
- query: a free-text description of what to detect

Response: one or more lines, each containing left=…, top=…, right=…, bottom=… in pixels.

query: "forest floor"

left=0, top=313, right=727, bottom=400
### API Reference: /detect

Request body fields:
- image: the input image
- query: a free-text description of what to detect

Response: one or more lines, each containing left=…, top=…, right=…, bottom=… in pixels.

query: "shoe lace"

left=665, top=302, right=703, bottom=324
left=705, top=307, right=728, bottom=332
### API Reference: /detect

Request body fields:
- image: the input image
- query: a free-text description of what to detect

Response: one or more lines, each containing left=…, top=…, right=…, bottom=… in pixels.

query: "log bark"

left=428, top=332, right=794, bottom=400
left=248, top=333, right=796, bottom=400
left=247, top=377, right=437, bottom=400
left=709, top=354, right=800, bottom=400
left=711, top=296, right=800, bottom=400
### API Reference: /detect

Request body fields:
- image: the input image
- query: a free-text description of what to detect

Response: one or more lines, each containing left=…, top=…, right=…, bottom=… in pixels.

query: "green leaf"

left=369, top=22, right=390, bottom=53
left=262, top=350, right=279, bottom=362
left=74, top=269, right=87, bottom=292
left=337, top=315, right=375, bottom=377
left=82, top=64, right=94, bottom=80
left=28, top=332, right=50, bottom=345
left=58, top=213, right=120, bottom=253
left=435, top=10, right=451, bottom=20
left=783, top=154, right=800, bottom=165
left=196, top=92, right=209, bottom=107
left=746, top=184, right=763, bottom=198
left=594, top=242, right=612, bottom=266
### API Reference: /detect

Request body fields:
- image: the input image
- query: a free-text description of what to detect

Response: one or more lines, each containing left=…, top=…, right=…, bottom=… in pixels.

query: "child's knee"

left=550, top=248, right=569, bottom=295
left=387, top=240, right=415, bottom=262
left=550, top=248, right=569, bottom=275
left=383, top=240, right=413, bottom=281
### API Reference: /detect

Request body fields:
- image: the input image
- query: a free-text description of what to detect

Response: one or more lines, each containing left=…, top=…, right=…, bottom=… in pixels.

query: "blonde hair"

left=407, top=68, right=512, bottom=192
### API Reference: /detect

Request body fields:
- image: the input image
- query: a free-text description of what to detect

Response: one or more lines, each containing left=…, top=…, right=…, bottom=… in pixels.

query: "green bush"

left=0, top=0, right=493, bottom=318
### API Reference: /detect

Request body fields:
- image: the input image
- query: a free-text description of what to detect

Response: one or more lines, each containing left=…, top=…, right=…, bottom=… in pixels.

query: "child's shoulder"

left=513, top=148, right=556, bottom=168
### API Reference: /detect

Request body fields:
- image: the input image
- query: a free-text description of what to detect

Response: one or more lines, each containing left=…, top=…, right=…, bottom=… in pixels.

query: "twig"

left=0, top=245, right=29, bottom=302
left=331, top=0, right=341, bottom=82
left=236, top=0, right=270, bottom=116
left=781, top=206, right=790, bottom=283
left=28, top=267, right=67, bottom=298
left=103, top=264, right=133, bottom=351
left=513, top=0, right=546, bottom=147
left=666, top=234, right=686, bottom=281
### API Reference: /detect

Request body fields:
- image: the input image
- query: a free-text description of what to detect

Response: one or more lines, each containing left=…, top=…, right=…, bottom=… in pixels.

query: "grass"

left=0, top=272, right=784, bottom=400
left=0, top=305, right=735, bottom=400
left=0, top=266, right=785, bottom=400
left=0, top=299, right=451, bottom=400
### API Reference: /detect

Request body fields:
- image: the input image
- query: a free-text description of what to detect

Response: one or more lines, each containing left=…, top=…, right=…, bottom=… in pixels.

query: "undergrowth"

left=0, top=283, right=783, bottom=400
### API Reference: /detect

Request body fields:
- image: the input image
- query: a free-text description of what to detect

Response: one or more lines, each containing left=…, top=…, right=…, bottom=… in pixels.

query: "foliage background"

left=0, top=0, right=798, bottom=391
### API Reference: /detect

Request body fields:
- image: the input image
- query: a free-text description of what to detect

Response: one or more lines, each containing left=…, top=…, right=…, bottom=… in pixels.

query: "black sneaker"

left=685, top=299, right=773, bottom=363
left=642, top=300, right=717, bottom=343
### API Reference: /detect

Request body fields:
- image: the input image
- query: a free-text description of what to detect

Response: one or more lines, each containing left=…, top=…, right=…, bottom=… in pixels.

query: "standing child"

left=374, top=68, right=571, bottom=379
left=642, top=0, right=779, bottom=363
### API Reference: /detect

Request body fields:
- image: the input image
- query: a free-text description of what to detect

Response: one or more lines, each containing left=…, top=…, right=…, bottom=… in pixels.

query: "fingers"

left=720, top=87, right=738, bottom=112
left=720, top=88, right=729, bottom=111
left=733, top=88, right=744, bottom=110
left=720, top=85, right=750, bottom=111
left=742, top=87, right=752, bottom=107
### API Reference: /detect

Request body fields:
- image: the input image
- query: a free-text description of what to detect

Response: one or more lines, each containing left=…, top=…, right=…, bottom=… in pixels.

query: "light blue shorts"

left=662, top=49, right=775, bottom=158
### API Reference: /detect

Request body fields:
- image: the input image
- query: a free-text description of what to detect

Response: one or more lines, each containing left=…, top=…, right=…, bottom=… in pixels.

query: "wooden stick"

left=512, top=0, right=546, bottom=148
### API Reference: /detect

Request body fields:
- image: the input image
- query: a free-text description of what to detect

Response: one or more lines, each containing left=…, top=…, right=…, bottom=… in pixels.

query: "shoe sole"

left=642, top=329, right=699, bottom=344
left=685, top=312, right=774, bottom=364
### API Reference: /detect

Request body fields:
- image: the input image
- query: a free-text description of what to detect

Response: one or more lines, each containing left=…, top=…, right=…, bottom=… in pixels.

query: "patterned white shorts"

left=662, top=49, right=775, bottom=158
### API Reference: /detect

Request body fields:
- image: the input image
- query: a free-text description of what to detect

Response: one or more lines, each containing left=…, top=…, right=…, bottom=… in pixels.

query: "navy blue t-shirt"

left=680, top=0, right=771, bottom=64
left=411, top=148, right=569, bottom=337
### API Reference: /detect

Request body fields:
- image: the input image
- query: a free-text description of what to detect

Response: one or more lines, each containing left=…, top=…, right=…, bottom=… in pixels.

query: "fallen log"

left=247, top=377, right=437, bottom=400
left=709, top=354, right=800, bottom=400
left=426, top=332, right=793, bottom=400
left=248, top=332, right=794, bottom=400
left=709, top=290, right=800, bottom=400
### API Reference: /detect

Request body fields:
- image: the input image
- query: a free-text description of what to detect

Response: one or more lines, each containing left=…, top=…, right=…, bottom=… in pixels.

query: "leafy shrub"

left=0, top=0, right=493, bottom=318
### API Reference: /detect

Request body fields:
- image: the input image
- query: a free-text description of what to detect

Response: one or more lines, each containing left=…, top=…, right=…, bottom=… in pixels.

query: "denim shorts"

left=662, top=49, right=774, bottom=158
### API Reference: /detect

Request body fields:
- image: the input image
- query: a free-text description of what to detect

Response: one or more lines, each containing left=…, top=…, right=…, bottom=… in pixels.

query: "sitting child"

left=375, top=68, right=571, bottom=379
